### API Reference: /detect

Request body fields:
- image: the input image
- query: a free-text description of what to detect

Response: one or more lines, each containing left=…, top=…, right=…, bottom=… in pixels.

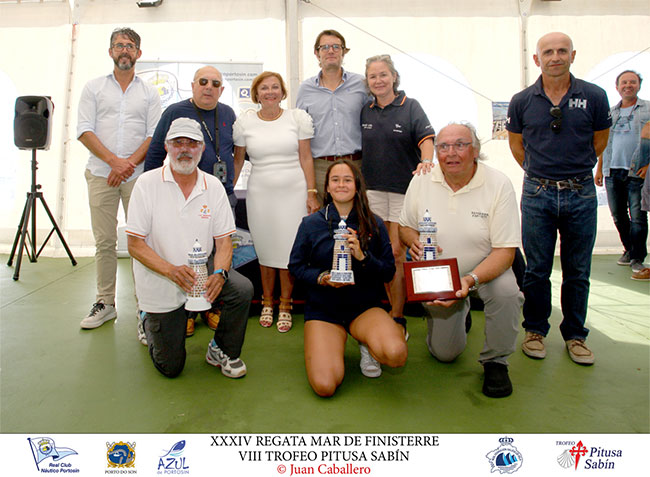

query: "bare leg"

left=304, top=321, right=348, bottom=397
left=260, top=265, right=277, bottom=300
left=277, top=269, right=294, bottom=332
left=259, top=265, right=276, bottom=327
left=385, top=221, right=406, bottom=319
left=350, top=307, right=408, bottom=368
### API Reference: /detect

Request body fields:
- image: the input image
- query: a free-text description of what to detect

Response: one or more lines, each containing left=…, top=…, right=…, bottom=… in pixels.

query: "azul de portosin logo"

left=106, top=441, right=136, bottom=469
left=486, top=436, right=523, bottom=474
left=556, top=440, right=623, bottom=470
left=157, top=440, right=189, bottom=475
left=28, top=437, right=78, bottom=472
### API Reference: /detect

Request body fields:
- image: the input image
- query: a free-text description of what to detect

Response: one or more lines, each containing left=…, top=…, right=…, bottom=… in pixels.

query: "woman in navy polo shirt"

left=360, top=54, right=435, bottom=333
left=289, top=160, right=407, bottom=396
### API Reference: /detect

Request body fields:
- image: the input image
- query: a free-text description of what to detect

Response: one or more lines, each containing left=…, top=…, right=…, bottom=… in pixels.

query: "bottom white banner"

left=2, top=433, right=647, bottom=476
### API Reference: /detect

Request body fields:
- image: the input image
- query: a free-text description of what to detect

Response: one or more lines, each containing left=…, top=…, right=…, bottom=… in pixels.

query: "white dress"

left=233, top=108, right=314, bottom=268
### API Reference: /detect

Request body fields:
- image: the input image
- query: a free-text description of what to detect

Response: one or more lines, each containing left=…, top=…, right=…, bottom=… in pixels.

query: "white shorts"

left=367, top=190, right=405, bottom=223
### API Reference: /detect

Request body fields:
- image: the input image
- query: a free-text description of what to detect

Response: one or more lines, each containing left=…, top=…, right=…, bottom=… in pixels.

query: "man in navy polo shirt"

left=506, top=32, right=611, bottom=365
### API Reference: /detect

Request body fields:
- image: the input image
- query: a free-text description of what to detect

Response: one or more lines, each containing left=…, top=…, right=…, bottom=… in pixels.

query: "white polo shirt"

left=126, top=165, right=235, bottom=313
left=399, top=162, right=521, bottom=276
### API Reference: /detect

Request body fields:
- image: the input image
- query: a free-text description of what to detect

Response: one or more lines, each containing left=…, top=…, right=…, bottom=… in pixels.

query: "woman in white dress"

left=233, top=71, right=320, bottom=332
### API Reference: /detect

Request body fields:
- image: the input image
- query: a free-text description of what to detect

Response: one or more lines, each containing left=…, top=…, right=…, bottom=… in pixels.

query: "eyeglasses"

left=111, top=43, right=137, bottom=51
left=198, top=78, right=222, bottom=88
left=317, top=44, right=343, bottom=52
left=169, top=138, right=202, bottom=148
left=550, top=106, right=562, bottom=133
left=613, top=114, right=633, bottom=132
left=436, top=141, right=472, bottom=153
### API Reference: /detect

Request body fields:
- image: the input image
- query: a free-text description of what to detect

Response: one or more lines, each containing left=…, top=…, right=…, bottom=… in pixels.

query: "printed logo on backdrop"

left=157, top=440, right=189, bottom=475
left=239, top=87, right=250, bottom=99
left=27, top=437, right=79, bottom=472
left=106, top=441, right=136, bottom=474
left=485, top=436, right=523, bottom=474
left=556, top=440, right=622, bottom=470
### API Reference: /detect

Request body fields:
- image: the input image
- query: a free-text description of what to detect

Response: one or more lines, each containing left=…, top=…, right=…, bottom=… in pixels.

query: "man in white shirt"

left=127, top=118, right=252, bottom=378
left=77, top=27, right=161, bottom=329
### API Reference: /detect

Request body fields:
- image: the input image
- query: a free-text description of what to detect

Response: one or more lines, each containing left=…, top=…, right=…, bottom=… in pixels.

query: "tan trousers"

left=85, top=169, right=135, bottom=305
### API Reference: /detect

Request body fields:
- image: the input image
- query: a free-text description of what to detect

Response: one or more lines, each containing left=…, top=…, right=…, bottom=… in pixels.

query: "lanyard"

left=191, top=100, right=221, bottom=162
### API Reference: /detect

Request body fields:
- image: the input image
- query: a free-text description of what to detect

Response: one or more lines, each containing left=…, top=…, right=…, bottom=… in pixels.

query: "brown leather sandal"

left=277, top=297, right=293, bottom=333
left=259, top=296, right=274, bottom=328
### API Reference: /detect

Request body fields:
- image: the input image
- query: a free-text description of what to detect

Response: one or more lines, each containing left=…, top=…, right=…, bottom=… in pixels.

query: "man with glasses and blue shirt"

left=145, top=66, right=237, bottom=211
left=297, top=29, right=369, bottom=202
left=77, top=27, right=161, bottom=330
left=595, top=70, right=649, bottom=275
left=506, top=32, right=611, bottom=366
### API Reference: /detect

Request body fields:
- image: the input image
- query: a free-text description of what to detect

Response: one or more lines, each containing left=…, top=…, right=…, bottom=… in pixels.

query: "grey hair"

left=110, top=27, right=141, bottom=50
left=434, top=121, right=486, bottom=162
left=364, top=54, right=400, bottom=95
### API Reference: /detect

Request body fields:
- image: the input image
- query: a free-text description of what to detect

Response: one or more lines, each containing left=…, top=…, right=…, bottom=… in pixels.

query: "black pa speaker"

left=14, top=96, right=54, bottom=150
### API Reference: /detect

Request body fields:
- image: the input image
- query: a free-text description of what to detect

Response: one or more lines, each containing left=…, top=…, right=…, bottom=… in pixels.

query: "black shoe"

left=482, top=362, right=512, bottom=398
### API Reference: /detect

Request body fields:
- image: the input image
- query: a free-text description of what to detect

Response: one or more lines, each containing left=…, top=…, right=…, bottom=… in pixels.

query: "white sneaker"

left=206, top=340, right=247, bottom=378
left=359, top=343, right=381, bottom=378
left=80, top=300, right=116, bottom=329
left=137, top=310, right=147, bottom=346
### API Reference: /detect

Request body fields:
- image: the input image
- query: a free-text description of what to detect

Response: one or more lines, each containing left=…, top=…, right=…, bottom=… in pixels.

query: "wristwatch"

left=467, top=272, right=479, bottom=291
left=213, top=268, right=229, bottom=281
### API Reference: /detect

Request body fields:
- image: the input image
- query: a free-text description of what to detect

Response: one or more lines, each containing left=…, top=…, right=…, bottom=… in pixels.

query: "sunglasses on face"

left=198, top=78, right=222, bottom=88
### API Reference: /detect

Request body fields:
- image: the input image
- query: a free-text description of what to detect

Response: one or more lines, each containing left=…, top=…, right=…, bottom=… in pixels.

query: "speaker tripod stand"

left=7, top=149, right=76, bottom=280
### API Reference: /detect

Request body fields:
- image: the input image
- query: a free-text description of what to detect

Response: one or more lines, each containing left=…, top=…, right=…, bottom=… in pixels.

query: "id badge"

left=214, top=161, right=227, bottom=183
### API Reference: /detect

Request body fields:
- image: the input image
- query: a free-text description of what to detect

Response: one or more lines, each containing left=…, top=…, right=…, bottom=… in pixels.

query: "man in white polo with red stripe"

left=126, top=117, right=253, bottom=379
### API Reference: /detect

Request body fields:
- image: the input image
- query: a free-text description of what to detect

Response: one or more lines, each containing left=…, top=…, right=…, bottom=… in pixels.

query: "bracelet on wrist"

left=307, top=188, right=318, bottom=194
left=421, top=158, right=433, bottom=164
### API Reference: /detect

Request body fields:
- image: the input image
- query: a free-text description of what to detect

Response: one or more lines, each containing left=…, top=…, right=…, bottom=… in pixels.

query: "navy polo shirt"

left=506, top=74, right=611, bottom=180
left=361, top=91, right=435, bottom=194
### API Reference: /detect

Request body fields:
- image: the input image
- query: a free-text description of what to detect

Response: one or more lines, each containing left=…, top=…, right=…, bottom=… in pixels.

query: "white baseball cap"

left=165, top=117, right=204, bottom=142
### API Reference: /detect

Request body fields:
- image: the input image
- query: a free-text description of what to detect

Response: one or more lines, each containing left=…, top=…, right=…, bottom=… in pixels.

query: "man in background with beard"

left=77, top=27, right=161, bottom=329
left=126, top=118, right=252, bottom=378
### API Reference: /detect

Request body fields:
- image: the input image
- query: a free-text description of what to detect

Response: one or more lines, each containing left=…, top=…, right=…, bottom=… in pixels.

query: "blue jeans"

left=521, top=175, right=597, bottom=340
left=605, top=169, right=648, bottom=262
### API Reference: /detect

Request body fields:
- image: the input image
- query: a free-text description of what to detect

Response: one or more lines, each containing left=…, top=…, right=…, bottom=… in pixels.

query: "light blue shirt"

left=296, top=69, right=369, bottom=158
left=609, top=106, right=636, bottom=169
left=602, top=98, right=650, bottom=178
left=77, top=73, right=161, bottom=181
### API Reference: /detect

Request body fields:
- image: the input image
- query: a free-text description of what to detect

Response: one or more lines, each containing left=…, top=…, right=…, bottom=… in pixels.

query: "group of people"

left=75, top=26, right=648, bottom=398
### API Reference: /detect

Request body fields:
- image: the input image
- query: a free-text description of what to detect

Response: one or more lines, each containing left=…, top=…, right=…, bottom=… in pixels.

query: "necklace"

left=257, top=108, right=283, bottom=121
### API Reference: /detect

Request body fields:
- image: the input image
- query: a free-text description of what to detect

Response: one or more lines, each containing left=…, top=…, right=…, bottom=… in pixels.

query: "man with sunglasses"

left=296, top=29, right=369, bottom=202
left=506, top=32, right=611, bottom=365
left=128, top=118, right=252, bottom=379
left=145, top=66, right=237, bottom=210
left=595, top=70, right=649, bottom=275
left=77, top=27, right=161, bottom=330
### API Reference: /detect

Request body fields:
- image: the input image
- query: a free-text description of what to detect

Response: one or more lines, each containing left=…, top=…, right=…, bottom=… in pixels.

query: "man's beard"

left=170, top=152, right=201, bottom=175
left=114, top=53, right=135, bottom=71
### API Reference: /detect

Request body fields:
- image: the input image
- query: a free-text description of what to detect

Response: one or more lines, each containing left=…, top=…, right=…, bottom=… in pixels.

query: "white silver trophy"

left=330, top=219, right=355, bottom=284
left=418, top=209, right=438, bottom=261
left=185, top=239, right=212, bottom=312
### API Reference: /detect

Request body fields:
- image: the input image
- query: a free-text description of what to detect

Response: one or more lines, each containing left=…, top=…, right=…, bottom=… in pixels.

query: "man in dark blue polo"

left=145, top=66, right=237, bottom=209
left=506, top=32, right=611, bottom=365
